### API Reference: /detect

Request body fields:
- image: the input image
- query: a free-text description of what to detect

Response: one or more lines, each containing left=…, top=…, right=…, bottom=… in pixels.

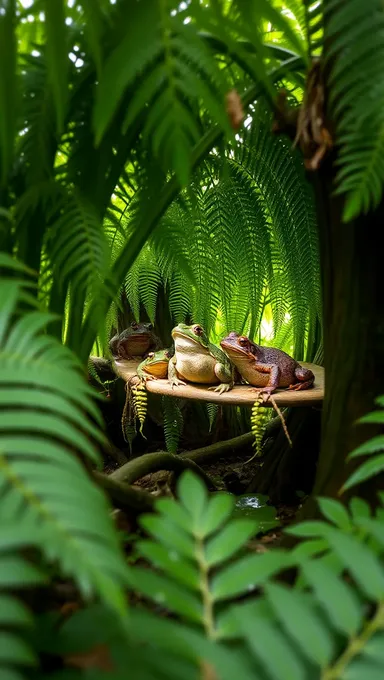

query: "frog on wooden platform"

left=220, top=332, right=314, bottom=399
left=168, top=323, right=234, bottom=394
left=109, top=322, right=161, bottom=360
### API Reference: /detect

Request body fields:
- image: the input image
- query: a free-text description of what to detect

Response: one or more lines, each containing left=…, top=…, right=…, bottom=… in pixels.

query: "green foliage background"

left=1, top=0, right=384, bottom=678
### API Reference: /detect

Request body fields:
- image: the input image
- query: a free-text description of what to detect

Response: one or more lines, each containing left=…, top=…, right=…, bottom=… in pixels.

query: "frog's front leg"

left=209, top=363, right=234, bottom=394
left=250, top=362, right=281, bottom=401
left=168, top=356, right=186, bottom=388
left=137, top=366, right=156, bottom=383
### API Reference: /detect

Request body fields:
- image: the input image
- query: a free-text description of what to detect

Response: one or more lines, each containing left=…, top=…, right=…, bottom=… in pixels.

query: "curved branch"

left=93, top=470, right=155, bottom=513
left=110, top=452, right=218, bottom=491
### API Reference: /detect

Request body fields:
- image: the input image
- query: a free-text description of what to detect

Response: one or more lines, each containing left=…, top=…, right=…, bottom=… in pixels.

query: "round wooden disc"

left=112, top=360, right=324, bottom=408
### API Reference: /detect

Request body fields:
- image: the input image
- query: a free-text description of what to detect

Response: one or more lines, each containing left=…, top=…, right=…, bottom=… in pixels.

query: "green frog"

left=220, top=332, right=314, bottom=399
left=109, top=322, right=160, bottom=360
left=137, top=348, right=174, bottom=382
left=168, top=323, right=234, bottom=394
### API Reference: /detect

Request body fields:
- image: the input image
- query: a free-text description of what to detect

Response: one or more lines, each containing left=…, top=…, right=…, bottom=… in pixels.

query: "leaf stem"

left=195, top=535, right=216, bottom=640
left=321, top=601, right=384, bottom=680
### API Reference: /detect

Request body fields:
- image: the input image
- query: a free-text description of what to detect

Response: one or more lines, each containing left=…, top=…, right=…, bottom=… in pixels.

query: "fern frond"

left=326, top=0, right=384, bottom=220
left=18, top=59, right=56, bottom=184
left=232, top=103, right=320, bottom=356
left=48, top=189, right=110, bottom=312
left=42, top=0, right=68, bottom=132
left=206, top=402, right=219, bottom=433
left=0, top=272, right=128, bottom=624
left=162, top=396, right=183, bottom=454
left=94, top=0, right=231, bottom=186
left=0, top=527, right=44, bottom=678
left=0, top=0, right=17, bottom=183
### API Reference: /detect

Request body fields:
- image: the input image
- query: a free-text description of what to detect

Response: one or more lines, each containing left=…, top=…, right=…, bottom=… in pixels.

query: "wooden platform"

left=113, top=360, right=324, bottom=408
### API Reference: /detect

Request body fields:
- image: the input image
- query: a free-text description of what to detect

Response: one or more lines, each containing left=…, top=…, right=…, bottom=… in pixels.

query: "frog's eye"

left=193, top=324, right=203, bottom=335
left=238, top=336, right=248, bottom=346
left=147, top=352, right=155, bottom=359
left=146, top=323, right=153, bottom=331
left=131, top=321, right=139, bottom=330
left=164, top=350, right=171, bottom=358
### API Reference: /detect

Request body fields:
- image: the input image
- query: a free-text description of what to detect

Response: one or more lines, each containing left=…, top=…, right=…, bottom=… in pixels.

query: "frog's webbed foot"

left=208, top=383, right=232, bottom=394
left=170, top=377, right=187, bottom=389
left=289, top=380, right=313, bottom=391
left=139, top=374, right=157, bottom=384
left=250, top=386, right=274, bottom=402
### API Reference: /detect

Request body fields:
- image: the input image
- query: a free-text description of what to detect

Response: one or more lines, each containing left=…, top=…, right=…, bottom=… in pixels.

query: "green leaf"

left=265, top=583, right=334, bottom=665
left=93, top=0, right=161, bottom=144
left=0, top=596, right=32, bottom=626
left=236, top=606, right=306, bottom=680
left=126, top=566, right=203, bottom=623
left=290, top=539, right=330, bottom=561
left=342, top=455, right=384, bottom=492
left=302, top=561, right=362, bottom=635
left=349, top=497, right=371, bottom=520
left=354, top=517, right=384, bottom=547
left=318, top=497, right=352, bottom=530
left=327, top=531, right=384, bottom=599
left=363, top=634, right=384, bottom=662
left=348, top=435, right=384, bottom=460
left=0, top=671, right=24, bottom=680
left=43, top=0, right=68, bottom=132
left=286, top=521, right=333, bottom=538
left=200, top=493, right=234, bottom=538
left=205, top=518, right=256, bottom=566
left=178, top=471, right=208, bottom=528
left=130, top=608, right=256, bottom=680
left=0, top=634, right=36, bottom=666
left=0, top=0, right=17, bottom=183
left=0, top=557, right=45, bottom=588
left=358, top=410, right=384, bottom=425
left=344, top=659, right=384, bottom=680
left=212, top=550, right=289, bottom=601
left=80, top=0, right=106, bottom=76
left=136, top=540, right=200, bottom=591
left=139, top=514, right=195, bottom=560
left=155, top=498, right=191, bottom=532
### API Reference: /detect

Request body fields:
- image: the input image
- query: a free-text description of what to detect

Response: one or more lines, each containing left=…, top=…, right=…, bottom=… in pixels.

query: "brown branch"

left=93, top=470, right=155, bottom=513
left=110, top=452, right=218, bottom=491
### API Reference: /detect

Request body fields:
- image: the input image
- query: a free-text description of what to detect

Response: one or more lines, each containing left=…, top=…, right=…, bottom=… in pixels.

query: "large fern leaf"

left=93, top=0, right=231, bottom=186
left=0, top=263, right=128, bottom=621
left=326, top=0, right=384, bottom=221
left=0, top=0, right=17, bottom=184
left=47, top=189, right=110, bottom=327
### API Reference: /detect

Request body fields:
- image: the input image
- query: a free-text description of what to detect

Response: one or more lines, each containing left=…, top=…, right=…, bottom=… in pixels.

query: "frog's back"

left=258, top=345, right=298, bottom=386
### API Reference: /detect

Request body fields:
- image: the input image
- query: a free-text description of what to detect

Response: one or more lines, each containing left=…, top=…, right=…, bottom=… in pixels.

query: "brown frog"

left=109, top=322, right=160, bottom=360
left=220, top=332, right=314, bottom=399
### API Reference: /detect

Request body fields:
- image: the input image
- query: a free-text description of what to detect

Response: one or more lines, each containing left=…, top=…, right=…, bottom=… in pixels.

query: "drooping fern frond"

left=341, top=394, right=384, bottom=493
left=233, top=103, right=321, bottom=356
left=0, top=261, right=128, bottom=635
left=47, top=189, right=110, bottom=341
left=326, top=0, right=384, bottom=221
left=0, top=0, right=17, bottom=184
left=93, top=0, right=232, bottom=187
left=162, top=395, right=184, bottom=454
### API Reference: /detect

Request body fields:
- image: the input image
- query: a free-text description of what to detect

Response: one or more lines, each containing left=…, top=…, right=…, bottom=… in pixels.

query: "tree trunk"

left=246, top=407, right=321, bottom=505
left=303, top=164, right=384, bottom=513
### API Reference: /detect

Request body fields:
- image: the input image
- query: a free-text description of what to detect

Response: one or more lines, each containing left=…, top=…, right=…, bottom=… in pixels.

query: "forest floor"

left=104, top=449, right=301, bottom=553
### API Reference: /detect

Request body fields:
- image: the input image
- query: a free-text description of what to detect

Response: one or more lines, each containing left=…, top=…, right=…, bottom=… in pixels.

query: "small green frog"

left=137, top=348, right=174, bottom=382
left=220, top=332, right=314, bottom=399
left=168, top=323, right=234, bottom=394
left=109, top=321, right=160, bottom=360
